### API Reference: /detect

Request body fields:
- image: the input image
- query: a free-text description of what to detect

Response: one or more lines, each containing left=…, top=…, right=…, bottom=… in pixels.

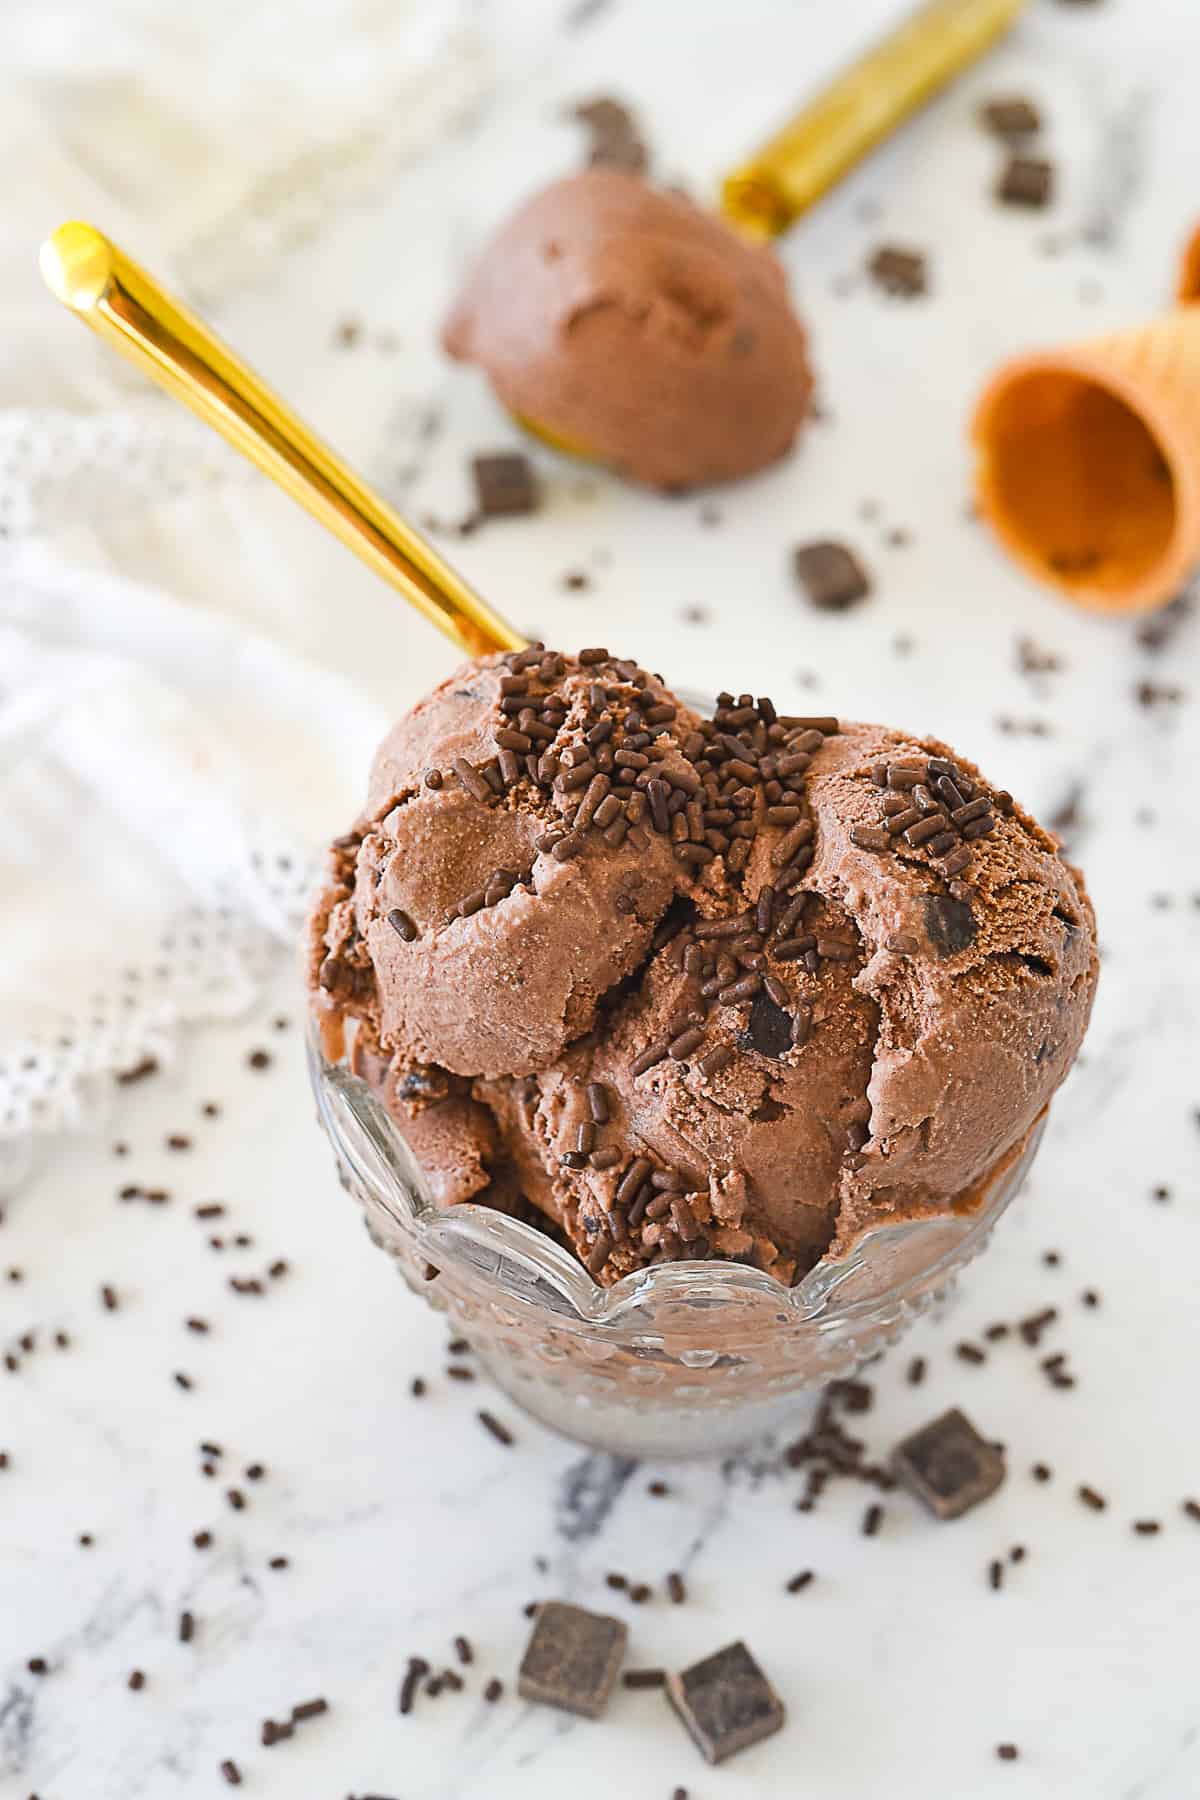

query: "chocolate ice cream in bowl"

left=43, top=223, right=1097, bottom=1459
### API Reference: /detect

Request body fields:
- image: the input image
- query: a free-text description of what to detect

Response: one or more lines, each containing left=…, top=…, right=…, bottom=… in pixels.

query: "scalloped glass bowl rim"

left=309, top=1026, right=1040, bottom=1332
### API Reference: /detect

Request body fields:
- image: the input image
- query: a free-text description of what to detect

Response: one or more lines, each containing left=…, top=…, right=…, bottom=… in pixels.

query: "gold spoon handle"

left=722, top=0, right=1029, bottom=238
left=40, top=221, right=526, bottom=659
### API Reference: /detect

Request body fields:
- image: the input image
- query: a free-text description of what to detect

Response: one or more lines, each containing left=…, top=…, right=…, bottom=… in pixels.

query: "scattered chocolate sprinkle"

left=127, top=1669, right=146, bottom=1691
left=291, top=1697, right=329, bottom=1722
left=399, top=1657, right=430, bottom=1715
left=1032, top=1463, right=1052, bottom=1483
left=666, top=1571, right=687, bottom=1604
left=907, top=1356, right=926, bottom=1385
left=220, top=1759, right=242, bottom=1785
left=193, top=1531, right=213, bottom=1549
left=1133, top=1519, right=1161, bottom=1536
left=478, top=1409, right=514, bottom=1446
left=268, top=1555, right=289, bottom=1569
left=454, top=1635, right=473, bottom=1665
left=116, top=1055, right=159, bottom=1085
left=997, top=1744, right=1019, bottom=1762
left=27, top=1658, right=48, bottom=1675
left=247, top=1049, right=272, bottom=1071
left=862, top=1502, right=884, bottom=1537
left=956, top=1342, right=986, bottom=1365
left=484, top=1678, right=504, bottom=1702
left=179, top=1611, right=195, bottom=1643
left=623, top=1667, right=667, bottom=1689
left=1078, top=1485, right=1106, bottom=1511
left=988, top=1559, right=1004, bottom=1591
left=785, top=1569, right=814, bottom=1593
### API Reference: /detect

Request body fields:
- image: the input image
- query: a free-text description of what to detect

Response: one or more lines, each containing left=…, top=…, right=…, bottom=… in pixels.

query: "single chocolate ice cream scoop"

left=310, top=648, right=1097, bottom=1287
left=442, top=171, right=814, bottom=491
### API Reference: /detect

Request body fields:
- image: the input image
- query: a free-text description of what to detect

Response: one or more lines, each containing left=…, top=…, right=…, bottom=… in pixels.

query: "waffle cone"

left=972, top=309, right=1200, bottom=614
left=1177, top=222, right=1200, bottom=304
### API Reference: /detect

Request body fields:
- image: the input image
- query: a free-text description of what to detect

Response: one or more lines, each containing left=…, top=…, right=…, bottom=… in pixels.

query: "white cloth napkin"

left=0, top=0, right=490, bottom=1176
left=0, top=527, right=388, bottom=1168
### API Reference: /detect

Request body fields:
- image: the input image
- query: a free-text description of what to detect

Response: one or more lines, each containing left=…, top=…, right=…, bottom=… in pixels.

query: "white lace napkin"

left=0, top=526, right=387, bottom=1175
left=0, top=1, right=493, bottom=1181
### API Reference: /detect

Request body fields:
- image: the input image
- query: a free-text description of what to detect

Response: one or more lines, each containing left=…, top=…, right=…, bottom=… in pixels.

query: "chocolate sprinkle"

left=478, top=1409, right=514, bottom=1446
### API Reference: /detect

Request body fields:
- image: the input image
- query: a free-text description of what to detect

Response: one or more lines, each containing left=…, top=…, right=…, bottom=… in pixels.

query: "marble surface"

left=4, top=0, right=1200, bottom=1795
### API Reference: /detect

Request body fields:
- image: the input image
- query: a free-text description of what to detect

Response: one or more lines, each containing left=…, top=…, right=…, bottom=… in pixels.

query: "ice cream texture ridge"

left=310, top=647, right=1097, bottom=1287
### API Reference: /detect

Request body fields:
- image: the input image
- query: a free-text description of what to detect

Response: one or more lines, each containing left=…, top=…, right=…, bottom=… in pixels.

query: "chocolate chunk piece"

left=979, top=96, right=1041, bottom=139
left=517, top=1601, right=627, bottom=1718
left=793, top=540, right=872, bottom=612
left=667, top=1640, right=785, bottom=1765
left=471, top=451, right=539, bottom=518
left=996, top=155, right=1054, bottom=209
left=921, top=894, right=977, bottom=957
left=570, top=96, right=649, bottom=174
left=891, top=1407, right=1006, bottom=1520
left=745, top=992, right=793, bottom=1060
left=866, top=245, right=928, bottom=298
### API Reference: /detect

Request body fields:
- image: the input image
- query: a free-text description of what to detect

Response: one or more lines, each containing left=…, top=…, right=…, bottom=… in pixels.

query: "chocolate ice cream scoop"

left=442, top=171, right=814, bottom=491
left=310, top=648, right=1097, bottom=1285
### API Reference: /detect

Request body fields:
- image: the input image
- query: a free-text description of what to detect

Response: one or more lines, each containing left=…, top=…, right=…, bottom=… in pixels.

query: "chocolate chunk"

left=471, top=452, right=539, bottom=518
left=921, top=894, right=977, bottom=957
left=793, top=540, right=872, bottom=611
left=517, top=1601, right=627, bottom=1718
left=866, top=245, right=928, bottom=298
left=891, top=1407, right=1006, bottom=1520
left=997, top=155, right=1054, bottom=209
left=570, top=95, right=649, bottom=173
left=745, top=993, right=793, bottom=1060
left=666, top=1640, right=785, bottom=1765
left=980, top=96, right=1041, bottom=139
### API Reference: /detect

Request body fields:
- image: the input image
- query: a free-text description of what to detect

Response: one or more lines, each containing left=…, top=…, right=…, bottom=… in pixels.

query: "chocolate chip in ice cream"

left=744, top=992, right=793, bottom=1059
left=517, top=1601, right=627, bottom=1718
left=922, top=893, right=978, bottom=957
left=891, top=1407, right=1006, bottom=1520
left=666, top=1640, right=785, bottom=1765
left=793, top=540, right=873, bottom=611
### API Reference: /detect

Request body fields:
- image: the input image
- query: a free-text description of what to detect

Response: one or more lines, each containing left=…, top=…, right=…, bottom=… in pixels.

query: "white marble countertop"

left=4, top=0, right=1200, bottom=1796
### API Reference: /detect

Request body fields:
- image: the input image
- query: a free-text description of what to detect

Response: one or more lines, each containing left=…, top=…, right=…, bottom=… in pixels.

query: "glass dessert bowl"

left=311, top=1026, right=1045, bottom=1459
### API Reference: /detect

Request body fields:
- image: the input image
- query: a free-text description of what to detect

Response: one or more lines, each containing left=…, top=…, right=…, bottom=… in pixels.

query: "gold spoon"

left=40, top=221, right=526, bottom=660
